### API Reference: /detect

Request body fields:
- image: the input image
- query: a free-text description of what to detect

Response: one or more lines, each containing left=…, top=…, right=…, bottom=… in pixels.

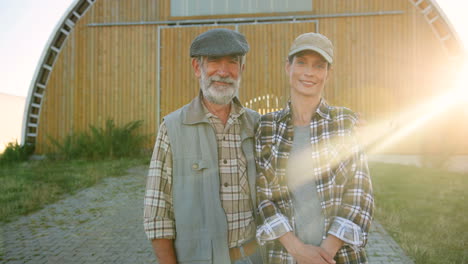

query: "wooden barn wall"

left=36, top=6, right=159, bottom=153
left=35, top=0, right=467, bottom=154
left=319, top=8, right=458, bottom=154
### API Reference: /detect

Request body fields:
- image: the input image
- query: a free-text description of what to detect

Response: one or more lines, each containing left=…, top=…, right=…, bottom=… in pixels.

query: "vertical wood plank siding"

left=37, top=1, right=159, bottom=152
left=35, top=0, right=467, bottom=154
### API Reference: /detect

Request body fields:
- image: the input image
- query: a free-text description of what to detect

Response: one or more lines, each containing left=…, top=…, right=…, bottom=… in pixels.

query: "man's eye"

left=206, top=56, right=220, bottom=62
left=230, top=57, right=240, bottom=63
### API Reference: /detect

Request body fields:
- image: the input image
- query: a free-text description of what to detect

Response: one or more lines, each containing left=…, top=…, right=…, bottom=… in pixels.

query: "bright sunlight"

left=359, top=58, right=468, bottom=154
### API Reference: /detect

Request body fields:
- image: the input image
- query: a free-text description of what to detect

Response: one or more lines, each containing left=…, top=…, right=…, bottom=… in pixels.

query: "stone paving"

left=0, top=166, right=413, bottom=264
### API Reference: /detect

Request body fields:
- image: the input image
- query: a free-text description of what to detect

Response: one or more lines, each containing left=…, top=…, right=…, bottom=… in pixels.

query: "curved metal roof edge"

left=409, top=0, right=465, bottom=58
left=430, top=0, right=464, bottom=51
left=21, top=0, right=96, bottom=146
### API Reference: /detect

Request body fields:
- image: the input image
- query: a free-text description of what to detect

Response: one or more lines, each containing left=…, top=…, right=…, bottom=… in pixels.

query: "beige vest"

left=164, top=96, right=259, bottom=264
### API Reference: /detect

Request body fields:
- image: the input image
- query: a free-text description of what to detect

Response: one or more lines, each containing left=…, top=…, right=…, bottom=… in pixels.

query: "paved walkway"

left=0, top=167, right=413, bottom=264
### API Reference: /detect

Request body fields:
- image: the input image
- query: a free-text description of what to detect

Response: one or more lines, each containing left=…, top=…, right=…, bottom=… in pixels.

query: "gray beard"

left=199, top=69, right=240, bottom=105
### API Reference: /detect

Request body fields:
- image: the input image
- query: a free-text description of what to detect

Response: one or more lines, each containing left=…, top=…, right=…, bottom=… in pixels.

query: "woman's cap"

left=288, top=32, right=334, bottom=63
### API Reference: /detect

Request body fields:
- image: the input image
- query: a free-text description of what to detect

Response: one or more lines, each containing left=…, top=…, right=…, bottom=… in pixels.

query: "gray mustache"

left=209, top=76, right=235, bottom=84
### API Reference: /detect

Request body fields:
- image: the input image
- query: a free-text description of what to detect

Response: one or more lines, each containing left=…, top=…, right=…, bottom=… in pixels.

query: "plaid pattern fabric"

left=143, top=122, right=175, bottom=240
left=205, top=104, right=256, bottom=248
left=255, top=99, right=374, bottom=264
left=143, top=99, right=256, bottom=248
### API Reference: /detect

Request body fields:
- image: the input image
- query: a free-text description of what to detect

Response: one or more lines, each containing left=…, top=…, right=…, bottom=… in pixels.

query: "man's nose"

left=216, top=63, right=230, bottom=77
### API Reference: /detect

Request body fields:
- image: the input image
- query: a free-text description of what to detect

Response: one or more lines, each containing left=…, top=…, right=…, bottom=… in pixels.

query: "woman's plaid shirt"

left=255, top=99, right=374, bottom=264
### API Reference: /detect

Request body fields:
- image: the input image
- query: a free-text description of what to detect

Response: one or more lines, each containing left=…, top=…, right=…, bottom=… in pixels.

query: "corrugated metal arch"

left=21, top=0, right=96, bottom=146
left=409, top=0, right=463, bottom=56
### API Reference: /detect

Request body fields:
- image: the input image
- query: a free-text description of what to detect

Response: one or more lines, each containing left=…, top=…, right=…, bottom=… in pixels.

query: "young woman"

left=255, top=33, right=374, bottom=264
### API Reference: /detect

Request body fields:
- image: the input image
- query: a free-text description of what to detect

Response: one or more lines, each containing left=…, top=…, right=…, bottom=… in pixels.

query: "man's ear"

left=285, top=61, right=291, bottom=75
left=192, top=58, right=202, bottom=78
left=241, top=63, right=245, bottom=73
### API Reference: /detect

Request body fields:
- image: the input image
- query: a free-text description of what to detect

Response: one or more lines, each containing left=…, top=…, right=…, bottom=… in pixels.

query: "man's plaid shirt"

left=143, top=97, right=256, bottom=248
left=255, top=99, right=374, bottom=264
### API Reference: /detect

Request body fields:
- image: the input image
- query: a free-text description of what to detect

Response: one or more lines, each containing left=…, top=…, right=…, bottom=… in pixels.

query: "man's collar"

left=183, top=92, right=245, bottom=124
left=278, top=97, right=332, bottom=122
left=201, top=97, right=245, bottom=119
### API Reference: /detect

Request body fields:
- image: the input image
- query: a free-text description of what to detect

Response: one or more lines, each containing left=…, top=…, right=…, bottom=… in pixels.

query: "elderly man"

left=144, top=28, right=262, bottom=264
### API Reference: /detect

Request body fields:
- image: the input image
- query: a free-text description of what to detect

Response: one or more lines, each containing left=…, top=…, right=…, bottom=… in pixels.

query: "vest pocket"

left=190, top=159, right=209, bottom=173
left=173, top=158, right=213, bottom=237
left=175, top=238, right=212, bottom=263
left=173, top=158, right=210, bottom=176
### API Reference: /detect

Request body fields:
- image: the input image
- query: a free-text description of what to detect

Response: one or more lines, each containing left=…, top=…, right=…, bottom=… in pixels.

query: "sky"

left=0, top=0, right=467, bottom=98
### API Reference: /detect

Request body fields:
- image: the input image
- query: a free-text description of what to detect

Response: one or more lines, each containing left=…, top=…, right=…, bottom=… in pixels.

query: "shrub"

left=0, top=141, right=34, bottom=166
left=48, top=119, right=147, bottom=160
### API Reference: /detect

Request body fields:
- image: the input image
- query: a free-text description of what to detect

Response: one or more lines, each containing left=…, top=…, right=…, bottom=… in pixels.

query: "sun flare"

left=358, top=57, right=468, bottom=154
left=453, top=61, right=468, bottom=102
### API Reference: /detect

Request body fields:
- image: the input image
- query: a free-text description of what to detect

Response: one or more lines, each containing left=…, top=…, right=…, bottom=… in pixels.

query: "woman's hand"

left=320, top=235, right=344, bottom=260
left=293, top=243, right=336, bottom=264
left=279, top=232, right=335, bottom=264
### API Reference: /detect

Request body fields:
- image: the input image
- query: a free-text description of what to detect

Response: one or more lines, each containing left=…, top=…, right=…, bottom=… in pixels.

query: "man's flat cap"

left=190, top=28, right=249, bottom=57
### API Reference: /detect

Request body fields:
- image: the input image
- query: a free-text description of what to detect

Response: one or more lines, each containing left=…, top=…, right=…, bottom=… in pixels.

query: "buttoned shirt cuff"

left=144, top=218, right=176, bottom=241
left=327, top=217, right=364, bottom=252
left=256, top=214, right=293, bottom=245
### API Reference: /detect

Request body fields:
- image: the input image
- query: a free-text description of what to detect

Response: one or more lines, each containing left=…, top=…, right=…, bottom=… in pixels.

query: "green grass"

left=0, top=141, right=34, bottom=166
left=0, top=158, right=148, bottom=223
left=370, top=162, right=468, bottom=264
left=48, top=119, right=147, bottom=160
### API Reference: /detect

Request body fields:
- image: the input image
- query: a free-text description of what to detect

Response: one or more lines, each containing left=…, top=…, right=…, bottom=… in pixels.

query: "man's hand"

left=151, top=239, right=177, bottom=264
left=279, top=232, right=335, bottom=264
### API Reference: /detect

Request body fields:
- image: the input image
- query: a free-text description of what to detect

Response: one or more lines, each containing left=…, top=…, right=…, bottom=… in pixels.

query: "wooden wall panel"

left=83, top=0, right=409, bottom=25
left=36, top=19, right=159, bottom=152
left=317, top=7, right=461, bottom=154
left=239, top=22, right=317, bottom=114
left=313, top=0, right=408, bottom=14
left=86, top=0, right=164, bottom=24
